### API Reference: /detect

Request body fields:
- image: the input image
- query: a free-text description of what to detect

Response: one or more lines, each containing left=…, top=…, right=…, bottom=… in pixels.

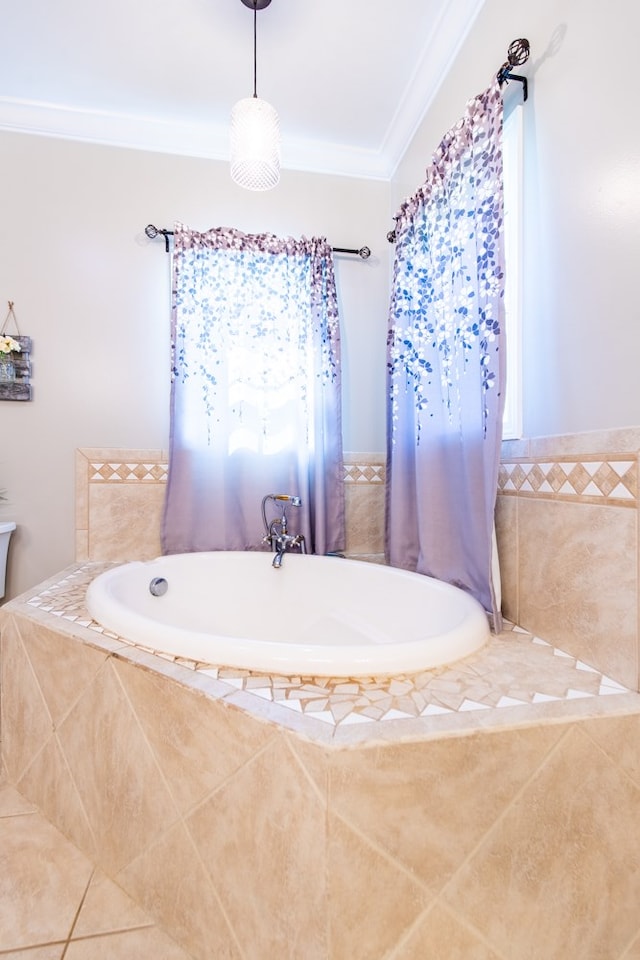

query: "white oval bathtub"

left=86, top=552, right=489, bottom=677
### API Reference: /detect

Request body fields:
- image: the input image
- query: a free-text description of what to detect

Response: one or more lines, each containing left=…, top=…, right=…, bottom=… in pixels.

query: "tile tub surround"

left=76, top=434, right=640, bottom=693
left=0, top=781, right=193, bottom=958
left=343, top=453, right=385, bottom=559
left=3, top=567, right=640, bottom=959
left=497, top=427, right=640, bottom=692
left=75, top=448, right=169, bottom=563
left=75, top=448, right=386, bottom=563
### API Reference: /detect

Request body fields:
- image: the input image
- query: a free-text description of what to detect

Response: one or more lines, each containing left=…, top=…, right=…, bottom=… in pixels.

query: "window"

left=502, top=102, right=524, bottom=440
left=162, top=226, right=345, bottom=556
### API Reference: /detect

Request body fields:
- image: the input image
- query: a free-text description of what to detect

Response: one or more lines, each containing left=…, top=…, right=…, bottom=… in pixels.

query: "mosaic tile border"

left=344, top=462, right=385, bottom=484
left=89, top=461, right=168, bottom=482
left=83, top=450, right=636, bottom=502
left=499, top=456, right=638, bottom=506
left=80, top=450, right=385, bottom=487
left=21, top=563, right=631, bottom=732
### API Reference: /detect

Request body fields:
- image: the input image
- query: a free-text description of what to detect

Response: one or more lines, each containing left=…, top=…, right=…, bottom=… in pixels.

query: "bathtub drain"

left=149, top=577, right=168, bottom=597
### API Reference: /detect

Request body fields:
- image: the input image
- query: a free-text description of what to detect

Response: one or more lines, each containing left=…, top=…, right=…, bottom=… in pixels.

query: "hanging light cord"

left=252, top=0, right=258, bottom=98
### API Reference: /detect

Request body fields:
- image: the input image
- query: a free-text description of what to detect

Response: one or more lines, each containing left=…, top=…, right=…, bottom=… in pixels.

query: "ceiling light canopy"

left=230, top=0, right=281, bottom=191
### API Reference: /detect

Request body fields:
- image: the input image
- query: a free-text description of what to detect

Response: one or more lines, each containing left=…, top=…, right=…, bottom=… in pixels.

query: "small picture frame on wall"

left=0, top=302, right=32, bottom=401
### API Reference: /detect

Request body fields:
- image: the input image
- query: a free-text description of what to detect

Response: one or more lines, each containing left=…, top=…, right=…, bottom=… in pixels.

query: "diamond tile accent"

left=509, top=463, right=527, bottom=490
left=499, top=457, right=638, bottom=505
left=567, top=463, right=592, bottom=495
left=86, top=457, right=384, bottom=486
left=89, top=461, right=168, bottom=483
left=527, top=463, right=546, bottom=492
left=344, top=462, right=385, bottom=484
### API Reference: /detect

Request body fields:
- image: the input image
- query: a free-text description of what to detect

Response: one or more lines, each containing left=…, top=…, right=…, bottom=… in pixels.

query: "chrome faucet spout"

left=271, top=531, right=306, bottom=568
left=261, top=493, right=304, bottom=567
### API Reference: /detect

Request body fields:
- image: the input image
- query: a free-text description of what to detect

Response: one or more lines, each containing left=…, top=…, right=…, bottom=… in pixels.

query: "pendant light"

left=230, top=0, right=281, bottom=191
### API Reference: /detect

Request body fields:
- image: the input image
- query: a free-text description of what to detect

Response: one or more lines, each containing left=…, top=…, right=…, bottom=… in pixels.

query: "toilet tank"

left=0, top=521, right=16, bottom=600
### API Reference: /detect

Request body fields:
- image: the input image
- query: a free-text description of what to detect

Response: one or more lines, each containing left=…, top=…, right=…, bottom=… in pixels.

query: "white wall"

left=0, top=133, right=390, bottom=597
left=393, top=0, right=640, bottom=441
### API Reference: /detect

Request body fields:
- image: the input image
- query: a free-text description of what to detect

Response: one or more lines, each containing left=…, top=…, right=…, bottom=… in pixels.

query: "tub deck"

left=10, top=561, right=639, bottom=745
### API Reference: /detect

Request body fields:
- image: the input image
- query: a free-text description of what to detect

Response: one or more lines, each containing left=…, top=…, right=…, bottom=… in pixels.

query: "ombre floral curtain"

left=386, top=80, right=505, bottom=625
left=162, top=224, right=345, bottom=556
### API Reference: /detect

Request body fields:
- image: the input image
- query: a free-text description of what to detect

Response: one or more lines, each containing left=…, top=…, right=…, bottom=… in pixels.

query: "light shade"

left=230, top=96, right=281, bottom=191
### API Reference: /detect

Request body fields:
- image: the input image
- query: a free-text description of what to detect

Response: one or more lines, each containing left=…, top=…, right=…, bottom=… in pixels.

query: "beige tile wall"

left=75, top=449, right=168, bottom=562
left=77, top=434, right=640, bottom=693
left=497, top=428, right=640, bottom=692
left=343, top=453, right=385, bottom=558
left=3, top=604, right=640, bottom=960
left=75, top=448, right=385, bottom=562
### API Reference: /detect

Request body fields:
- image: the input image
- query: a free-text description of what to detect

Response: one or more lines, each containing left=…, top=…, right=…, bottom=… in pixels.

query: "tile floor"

left=0, top=781, right=194, bottom=959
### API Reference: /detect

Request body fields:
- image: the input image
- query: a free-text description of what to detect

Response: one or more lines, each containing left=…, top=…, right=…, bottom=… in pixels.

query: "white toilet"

left=0, top=521, right=16, bottom=600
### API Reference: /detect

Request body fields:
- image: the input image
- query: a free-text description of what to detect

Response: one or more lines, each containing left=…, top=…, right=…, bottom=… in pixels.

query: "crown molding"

left=0, top=96, right=392, bottom=180
left=0, top=0, right=485, bottom=182
left=381, top=0, right=486, bottom=177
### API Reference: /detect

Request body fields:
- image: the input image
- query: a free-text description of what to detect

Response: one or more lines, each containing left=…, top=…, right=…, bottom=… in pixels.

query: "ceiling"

left=0, top=0, right=486, bottom=180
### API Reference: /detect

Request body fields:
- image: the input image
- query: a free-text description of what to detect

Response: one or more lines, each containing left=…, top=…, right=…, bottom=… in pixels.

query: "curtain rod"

left=386, top=38, right=531, bottom=246
left=144, top=224, right=371, bottom=260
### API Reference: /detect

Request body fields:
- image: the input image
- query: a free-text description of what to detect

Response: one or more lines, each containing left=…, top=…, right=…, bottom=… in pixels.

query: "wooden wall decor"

left=0, top=302, right=32, bottom=401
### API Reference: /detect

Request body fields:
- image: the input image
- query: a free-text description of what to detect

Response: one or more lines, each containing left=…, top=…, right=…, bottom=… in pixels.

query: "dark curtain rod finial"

left=145, top=223, right=172, bottom=252
left=497, top=37, right=531, bottom=101
left=333, top=245, right=371, bottom=260
left=506, top=38, right=530, bottom=68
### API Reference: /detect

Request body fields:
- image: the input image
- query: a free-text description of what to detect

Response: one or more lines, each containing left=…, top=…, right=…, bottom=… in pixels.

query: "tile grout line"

left=436, top=724, right=575, bottom=906
left=61, top=867, right=95, bottom=957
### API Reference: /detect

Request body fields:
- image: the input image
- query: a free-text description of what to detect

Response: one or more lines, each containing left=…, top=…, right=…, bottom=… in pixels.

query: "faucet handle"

left=273, top=494, right=302, bottom=507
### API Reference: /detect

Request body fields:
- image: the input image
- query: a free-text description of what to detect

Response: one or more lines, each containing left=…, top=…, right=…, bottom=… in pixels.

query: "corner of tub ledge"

left=3, top=561, right=112, bottom=609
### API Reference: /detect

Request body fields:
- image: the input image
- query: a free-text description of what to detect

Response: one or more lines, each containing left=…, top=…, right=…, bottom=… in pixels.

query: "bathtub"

left=86, top=552, right=489, bottom=676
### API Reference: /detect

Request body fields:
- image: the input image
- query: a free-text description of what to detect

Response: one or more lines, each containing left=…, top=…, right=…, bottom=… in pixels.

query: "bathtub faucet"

left=272, top=530, right=306, bottom=568
left=261, top=494, right=306, bottom=568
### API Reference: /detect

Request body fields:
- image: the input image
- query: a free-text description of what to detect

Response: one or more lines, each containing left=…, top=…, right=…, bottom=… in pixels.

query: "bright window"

left=162, top=225, right=346, bottom=556
left=502, top=102, right=524, bottom=440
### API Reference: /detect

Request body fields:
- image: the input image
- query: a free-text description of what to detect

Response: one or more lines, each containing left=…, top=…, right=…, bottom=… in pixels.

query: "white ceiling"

left=0, top=0, right=486, bottom=180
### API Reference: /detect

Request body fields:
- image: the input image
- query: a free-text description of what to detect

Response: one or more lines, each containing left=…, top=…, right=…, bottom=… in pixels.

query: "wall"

left=392, top=0, right=640, bottom=441
left=497, top=427, right=640, bottom=691
left=0, top=132, right=391, bottom=599
left=74, top=447, right=385, bottom=564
